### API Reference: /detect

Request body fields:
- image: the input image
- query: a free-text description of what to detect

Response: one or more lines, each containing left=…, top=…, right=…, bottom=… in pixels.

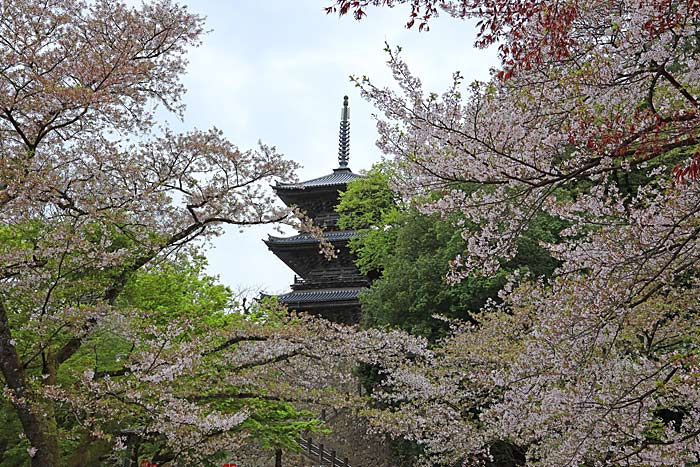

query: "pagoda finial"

left=338, top=95, right=350, bottom=169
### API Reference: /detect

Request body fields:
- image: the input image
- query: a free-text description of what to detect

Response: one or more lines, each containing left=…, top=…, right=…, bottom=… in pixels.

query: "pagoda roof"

left=265, top=230, right=357, bottom=246
left=278, top=287, right=365, bottom=304
left=275, top=168, right=361, bottom=191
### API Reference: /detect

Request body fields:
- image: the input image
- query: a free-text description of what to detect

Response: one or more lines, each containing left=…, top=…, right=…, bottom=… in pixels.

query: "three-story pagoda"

left=264, top=96, right=367, bottom=324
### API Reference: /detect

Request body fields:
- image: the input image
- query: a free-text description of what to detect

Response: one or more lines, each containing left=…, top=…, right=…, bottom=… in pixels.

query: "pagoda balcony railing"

left=311, top=212, right=340, bottom=229
left=291, top=275, right=369, bottom=291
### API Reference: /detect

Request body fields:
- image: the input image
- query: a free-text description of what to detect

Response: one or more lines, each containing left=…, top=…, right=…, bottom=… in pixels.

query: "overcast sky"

left=164, top=1, right=499, bottom=294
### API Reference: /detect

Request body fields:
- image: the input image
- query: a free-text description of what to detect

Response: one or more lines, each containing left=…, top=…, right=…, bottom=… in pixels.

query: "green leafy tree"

left=338, top=165, right=563, bottom=342
left=0, top=251, right=325, bottom=466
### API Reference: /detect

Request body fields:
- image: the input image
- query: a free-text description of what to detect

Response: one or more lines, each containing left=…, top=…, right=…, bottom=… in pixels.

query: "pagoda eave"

left=264, top=231, right=357, bottom=247
left=278, top=287, right=364, bottom=303
left=278, top=287, right=366, bottom=324
left=274, top=168, right=359, bottom=191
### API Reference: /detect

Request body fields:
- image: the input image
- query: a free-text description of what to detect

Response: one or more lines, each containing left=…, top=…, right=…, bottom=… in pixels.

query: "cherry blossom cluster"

left=335, top=0, right=700, bottom=465
left=37, top=308, right=428, bottom=464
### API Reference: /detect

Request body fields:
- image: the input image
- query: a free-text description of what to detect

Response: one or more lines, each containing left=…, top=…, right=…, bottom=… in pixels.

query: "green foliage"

left=115, top=253, right=236, bottom=328
left=59, top=252, right=237, bottom=383
left=240, top=295, right=288, bottom=327
left=238, top=402, right=324, bottom=450
left=359, top=209, right=489, bottom=340
left=0, top=249, right=319, bottom=464
left=0, top=400, right=29, bottom=467
left=338, top=164, right=398, bottom=231
left=338, top=165, right=563, bottom=342
left=338, top=163, right=400, bottom=277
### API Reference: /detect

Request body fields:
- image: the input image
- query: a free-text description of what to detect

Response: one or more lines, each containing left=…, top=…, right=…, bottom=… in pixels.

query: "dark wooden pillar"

left=275, top=448, right=282, bottom=467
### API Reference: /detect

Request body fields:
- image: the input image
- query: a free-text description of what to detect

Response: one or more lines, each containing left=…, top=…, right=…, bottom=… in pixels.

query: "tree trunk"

left=22, top=406, right=60, bottom=467
left=0, top=300, right=61, bottom=466
left=275, top=448, right=283, bottom=467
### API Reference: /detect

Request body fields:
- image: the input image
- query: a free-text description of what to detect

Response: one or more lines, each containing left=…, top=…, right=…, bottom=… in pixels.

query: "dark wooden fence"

left=297, top=435, right=352, bottom=467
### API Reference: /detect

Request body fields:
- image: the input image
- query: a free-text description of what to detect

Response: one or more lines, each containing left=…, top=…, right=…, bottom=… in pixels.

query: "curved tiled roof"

left=275, top=168, right=361, bottom=190
left=265, top=230, right=358, bottom=245
left=278, top=287, right=365, bottom=304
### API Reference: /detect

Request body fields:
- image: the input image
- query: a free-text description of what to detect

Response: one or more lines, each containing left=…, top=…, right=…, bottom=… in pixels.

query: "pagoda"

left=264, top=96, right=367, bottom=324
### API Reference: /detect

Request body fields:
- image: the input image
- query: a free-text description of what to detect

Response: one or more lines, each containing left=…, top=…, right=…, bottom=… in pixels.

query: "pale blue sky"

left=164, top=1, right=499, bottom=294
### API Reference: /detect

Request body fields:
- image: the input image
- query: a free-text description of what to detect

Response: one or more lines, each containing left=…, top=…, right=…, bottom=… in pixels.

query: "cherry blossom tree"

left=329, top=0, right=700, bottom=465
left=0, top=1, right=422, bottom=465
left=53, top=299, right=426, bottom=466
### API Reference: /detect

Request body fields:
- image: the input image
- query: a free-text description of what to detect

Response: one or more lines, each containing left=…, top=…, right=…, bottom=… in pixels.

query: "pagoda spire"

left=338, top=95, right=350, bottom=168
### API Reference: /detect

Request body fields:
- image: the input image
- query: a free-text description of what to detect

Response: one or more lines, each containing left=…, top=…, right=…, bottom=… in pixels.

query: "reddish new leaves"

left=673, top=154, right=700, bottom=184
left=329, top=0, right=700, bottom=75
